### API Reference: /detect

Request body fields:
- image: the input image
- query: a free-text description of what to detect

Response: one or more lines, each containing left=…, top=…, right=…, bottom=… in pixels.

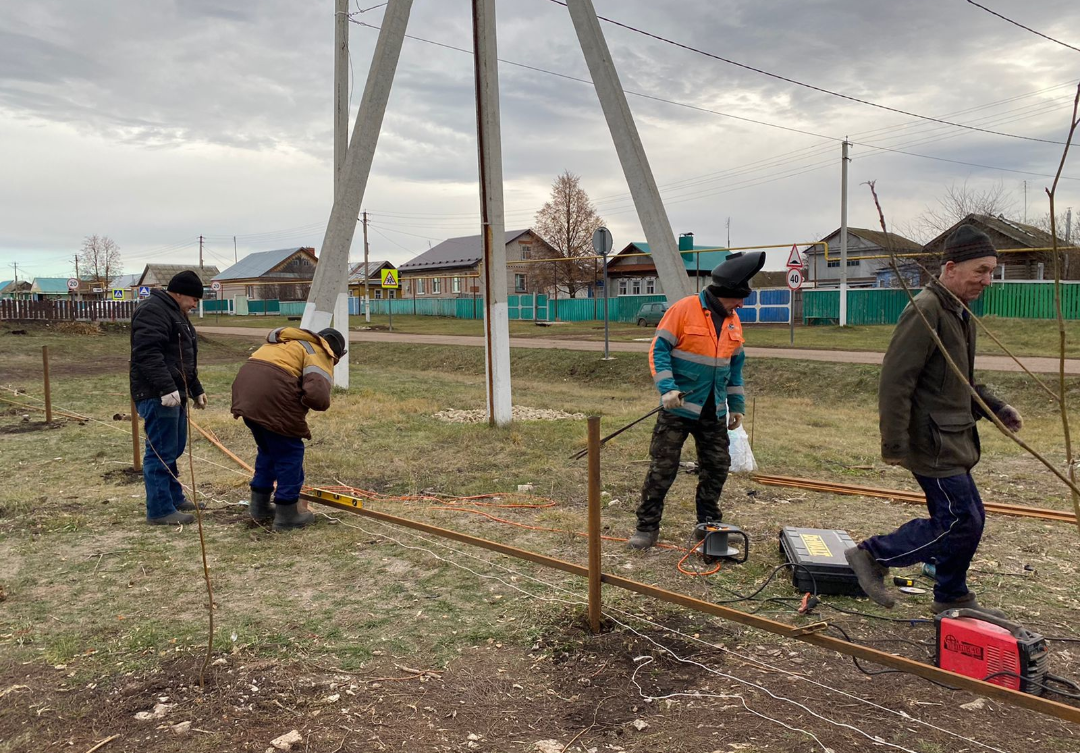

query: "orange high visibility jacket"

left=648, top=291, right=746, bottom=419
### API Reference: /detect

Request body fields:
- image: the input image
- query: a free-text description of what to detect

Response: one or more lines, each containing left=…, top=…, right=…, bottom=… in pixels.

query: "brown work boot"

left=844, top=547, right=896, bottom=608
left=627, top=529, right=659, bottom=550
left=933, top=593, right=1007, bottom=620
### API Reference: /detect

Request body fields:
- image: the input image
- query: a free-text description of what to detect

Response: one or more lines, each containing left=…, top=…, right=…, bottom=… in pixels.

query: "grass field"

left=1, top=321, right=1079, bottom=752
left=197, top=312, right=1080, bottom=357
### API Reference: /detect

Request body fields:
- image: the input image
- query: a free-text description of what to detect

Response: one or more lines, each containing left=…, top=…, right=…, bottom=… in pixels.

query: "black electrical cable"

left=827, top=624, right=959, bottom=690
left=963, top=0, right=1080, bottom=54
left=981, top=671, right=1080, bottom=701
left=711, top=562, right=819, bottom=605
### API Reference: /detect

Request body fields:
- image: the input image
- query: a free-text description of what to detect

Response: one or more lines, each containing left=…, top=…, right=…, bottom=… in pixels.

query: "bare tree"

left=907, top=179, right=1018, bottom=242
left=533, top=171, right=604, bottom=299
left=77, top=235, right=122, bottom=288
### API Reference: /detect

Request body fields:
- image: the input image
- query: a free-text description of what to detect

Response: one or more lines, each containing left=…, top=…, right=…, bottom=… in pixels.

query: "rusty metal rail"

left=752, top=473, right=1076, bottom=525
left=299, top=486, right=1080, bottom=725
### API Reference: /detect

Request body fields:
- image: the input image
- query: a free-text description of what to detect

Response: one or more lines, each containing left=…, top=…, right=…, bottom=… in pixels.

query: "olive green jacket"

left=879, top=281, right=1006, bottom=477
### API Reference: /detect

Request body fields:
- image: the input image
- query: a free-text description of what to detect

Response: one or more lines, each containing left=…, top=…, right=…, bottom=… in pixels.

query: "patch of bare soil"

left=0, top=419, right=66, bottom=436
left=2, top=628, right=1076, bottom=753
left=102, top=467, right=143, bottom=485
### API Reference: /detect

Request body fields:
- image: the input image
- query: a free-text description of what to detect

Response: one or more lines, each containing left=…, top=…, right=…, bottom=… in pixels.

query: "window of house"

left=631, top=279, right=641, bottom=295
left=827, top=260, right=840, bottom=268
left=514, top=274, right=527, bottom=293
left=618, top=279, right=628, bottom=295
left=452, top=277, right=461, bottom=293
left=432, top=277, right=442, bottom=294
left=245, top=285, right=254, bottom=298
left=847, top=258, right=859, bottom=267
left=519, top=243, right=532, bottom=260
left=417, top=278, right=426, bottom=295
left=389, top=290, right=396, bottom=300
left=645, top=278, right=655, bottom=294
left=374, top=289, right=382, bottom=299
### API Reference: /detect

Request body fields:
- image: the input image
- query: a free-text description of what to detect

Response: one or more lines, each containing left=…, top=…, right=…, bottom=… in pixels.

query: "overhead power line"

left=543, top=0, right=1065, bottom=145
left=963, top=0, right=1080, bottom=54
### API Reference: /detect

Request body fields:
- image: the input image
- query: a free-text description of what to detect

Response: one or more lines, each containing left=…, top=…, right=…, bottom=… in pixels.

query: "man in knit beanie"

left=846, top=224, right=1022, bottom=616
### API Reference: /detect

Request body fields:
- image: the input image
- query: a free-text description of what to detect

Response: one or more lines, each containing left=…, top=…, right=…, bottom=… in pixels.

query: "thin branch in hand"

left=866, top=180, right=1080, bottom=501
left=1044, top=81, right=1080, bottom=534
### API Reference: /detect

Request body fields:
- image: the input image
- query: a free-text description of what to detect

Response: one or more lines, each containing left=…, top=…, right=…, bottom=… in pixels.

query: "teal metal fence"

left=803, top=282, right=1080, bottom=325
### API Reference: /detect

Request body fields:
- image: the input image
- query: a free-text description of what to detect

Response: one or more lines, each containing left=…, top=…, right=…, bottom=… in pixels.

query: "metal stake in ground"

left=587, top=415, right=602, bottom=633
left=41, top=345, right=52, bottom=423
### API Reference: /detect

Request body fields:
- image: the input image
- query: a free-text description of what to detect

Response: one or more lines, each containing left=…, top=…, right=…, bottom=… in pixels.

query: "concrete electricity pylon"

left=331, top=0, right=351, bottom=389
left=302, top=0, right=691, bottom=424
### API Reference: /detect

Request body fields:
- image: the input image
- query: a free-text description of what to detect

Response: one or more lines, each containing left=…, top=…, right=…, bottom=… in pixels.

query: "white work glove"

left=661, top=390, right=684, bottom=410
left=998, top=405, right=1023, bottom=432
left=194, top=393, right=208, bottom=410
left=727, top=413, right=743, bottom=431
left=160, top=390, right=182, bottom=408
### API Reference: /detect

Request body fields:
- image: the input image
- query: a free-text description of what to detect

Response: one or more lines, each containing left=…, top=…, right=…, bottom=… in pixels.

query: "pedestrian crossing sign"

left=380, top=269, right=400, bottom=288
left=111, top=289, right=125, bottom=300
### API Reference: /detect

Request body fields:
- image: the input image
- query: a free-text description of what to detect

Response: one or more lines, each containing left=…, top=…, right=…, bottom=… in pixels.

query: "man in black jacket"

left=130, top=271, right=208, bottom=525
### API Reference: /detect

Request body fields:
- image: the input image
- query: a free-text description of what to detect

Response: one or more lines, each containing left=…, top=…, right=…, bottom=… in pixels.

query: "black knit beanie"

left=166, top=270, right=205, bottom=299
left=318, top=328, right=347, bottom=360
left=942, top=224, right=997, bottom=264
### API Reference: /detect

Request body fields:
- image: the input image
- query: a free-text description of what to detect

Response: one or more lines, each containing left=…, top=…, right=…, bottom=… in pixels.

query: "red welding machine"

left=935, top=609, right=1049, bottom=694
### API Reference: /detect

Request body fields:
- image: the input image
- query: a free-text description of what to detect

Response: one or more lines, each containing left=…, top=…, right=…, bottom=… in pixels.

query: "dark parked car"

left=635, top=301, right=669, bottom=327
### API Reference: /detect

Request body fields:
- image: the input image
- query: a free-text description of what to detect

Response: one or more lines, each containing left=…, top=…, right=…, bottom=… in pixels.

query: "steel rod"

left=587, top=415, right=602, bottom=633
left=299, top=487, right=1080, bottom=725
left=130, top=398, right=142, bottom=473
left=42, top=345, right=52, bottom=424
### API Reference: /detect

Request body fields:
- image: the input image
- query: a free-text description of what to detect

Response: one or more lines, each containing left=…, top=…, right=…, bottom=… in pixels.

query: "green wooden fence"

left=803, top=282, right=1080, bottom=325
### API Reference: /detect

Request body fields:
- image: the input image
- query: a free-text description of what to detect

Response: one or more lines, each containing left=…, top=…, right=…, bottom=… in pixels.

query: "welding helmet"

left=709, top=251, right=766, bottom=299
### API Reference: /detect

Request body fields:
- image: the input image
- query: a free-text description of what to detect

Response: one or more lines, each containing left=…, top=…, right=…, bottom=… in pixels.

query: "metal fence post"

left=587, top=415, right=602, bottom=633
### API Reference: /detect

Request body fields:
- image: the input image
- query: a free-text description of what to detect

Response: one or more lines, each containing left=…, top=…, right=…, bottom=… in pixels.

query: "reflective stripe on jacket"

left=649, top=291, right=746, bottom=419
left=230, top=327, right=337, bottom=439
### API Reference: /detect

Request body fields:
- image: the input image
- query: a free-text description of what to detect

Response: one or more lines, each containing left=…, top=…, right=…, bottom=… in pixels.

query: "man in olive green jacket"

left=845, top=225, right=1023, bottom=616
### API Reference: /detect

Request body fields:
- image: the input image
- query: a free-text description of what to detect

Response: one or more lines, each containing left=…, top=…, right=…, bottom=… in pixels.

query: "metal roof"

left=398, top=230, right=531, bottom=271
left=213, top=248, right=314, bottom=281
left=0, top=280, right=11, bottom=292
left=348, top=260, right=393, bottom=282
left=30, top=277, right=74, bottom=294
left=111, top=273, right=140, bottom=288
left=613, top=242, right=730, bottom=274
left=803, top=227, right=922, bottom=254
left=139, top=265, right=220, bottom=287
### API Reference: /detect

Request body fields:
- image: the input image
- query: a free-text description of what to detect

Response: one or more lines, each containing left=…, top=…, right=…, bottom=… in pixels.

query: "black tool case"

left=778, top=527, right=865, bottom=596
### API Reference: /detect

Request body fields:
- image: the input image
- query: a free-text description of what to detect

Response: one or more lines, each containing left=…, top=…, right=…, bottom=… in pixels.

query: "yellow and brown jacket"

left=230, top=327, right=338, bottom=439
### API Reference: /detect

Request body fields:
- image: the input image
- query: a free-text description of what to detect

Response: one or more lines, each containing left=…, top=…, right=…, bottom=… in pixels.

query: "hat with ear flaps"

left=709, top=251, right=766, bottom=299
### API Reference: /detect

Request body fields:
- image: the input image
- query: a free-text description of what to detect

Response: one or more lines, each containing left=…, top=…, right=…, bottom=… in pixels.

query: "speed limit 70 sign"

left=786, top=268, right=803, bottom=290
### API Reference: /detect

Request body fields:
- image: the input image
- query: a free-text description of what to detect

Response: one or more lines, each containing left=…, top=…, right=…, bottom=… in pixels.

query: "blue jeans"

left=136, top=398, right=188, bottom=520
left=860, top=473, right=986, bottom=603
left=244, top=418, right=305, bottom=503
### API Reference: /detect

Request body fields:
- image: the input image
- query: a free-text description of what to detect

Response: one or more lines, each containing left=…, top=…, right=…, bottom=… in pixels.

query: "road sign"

left=786, top=244, right=804, bottom=269
left=210, top=280, right=222, bottom=292
left=66, top=278, right=79, bottom=291
left=592, top=227, right=613, bottom=257
left=381, top=269, right=400, bottom=288
left=786, top=268, right=803, bottom=290
left=138, top=286, right=151, bottom=299
left=111, top=289, right=124, bottom=300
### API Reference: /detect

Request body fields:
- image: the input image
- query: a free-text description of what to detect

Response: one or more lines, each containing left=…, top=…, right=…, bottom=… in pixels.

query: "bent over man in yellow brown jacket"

left=231, top=327, right=346, bottom=531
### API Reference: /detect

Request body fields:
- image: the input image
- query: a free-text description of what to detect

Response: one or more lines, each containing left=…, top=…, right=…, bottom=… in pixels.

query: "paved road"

left=194, top=325, right=1080, bottom=374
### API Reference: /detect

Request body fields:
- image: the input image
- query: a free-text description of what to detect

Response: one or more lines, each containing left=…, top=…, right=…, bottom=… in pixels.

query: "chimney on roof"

left=678, top=233, right=695, bottom=252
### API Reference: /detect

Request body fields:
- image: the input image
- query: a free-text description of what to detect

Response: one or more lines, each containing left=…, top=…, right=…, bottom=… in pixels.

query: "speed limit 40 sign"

left=786, top=268, right=803, bottom=290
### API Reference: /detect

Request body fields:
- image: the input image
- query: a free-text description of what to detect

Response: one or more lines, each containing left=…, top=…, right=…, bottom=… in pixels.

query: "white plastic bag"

left=728, top=425, right=757, bottom=473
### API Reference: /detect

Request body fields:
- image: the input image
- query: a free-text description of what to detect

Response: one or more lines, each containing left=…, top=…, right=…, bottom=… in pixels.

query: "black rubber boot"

left=627, top=529, right=659, bottom=550
left=248, top=489, right=274, bottom=521
left=844, top=547, right=896, bottom=608
left=148, top=511, right=195, bottom=526
left=273, top=501, right=314, bottom=532
left=933, top=593, right=1007, bottom=619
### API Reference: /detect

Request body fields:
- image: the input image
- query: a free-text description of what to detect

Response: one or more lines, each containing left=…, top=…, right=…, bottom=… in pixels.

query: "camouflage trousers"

left=635, top=408, right=730, bottom=532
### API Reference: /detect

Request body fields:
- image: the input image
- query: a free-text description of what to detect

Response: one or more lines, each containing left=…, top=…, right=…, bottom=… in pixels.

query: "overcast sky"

left=1, top=0, right=1078, bottom=280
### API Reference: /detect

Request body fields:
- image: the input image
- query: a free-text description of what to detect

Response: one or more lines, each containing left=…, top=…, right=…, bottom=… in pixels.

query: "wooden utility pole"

left=199, top=235, right=204, bottom=269
left=130, top=398, right=142, bottom=472
left=42, top=346, right=52, bottom=423
left=587, top=416, right=602, bottom=633
left=363, top=210, right=371, bottom=323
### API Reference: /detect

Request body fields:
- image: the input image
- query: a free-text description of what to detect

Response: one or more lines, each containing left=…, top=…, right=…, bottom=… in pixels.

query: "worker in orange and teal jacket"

left=627, top=251, right=765, bottom=551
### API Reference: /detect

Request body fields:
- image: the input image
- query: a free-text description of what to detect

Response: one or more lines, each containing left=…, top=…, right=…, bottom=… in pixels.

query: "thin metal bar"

left=587, top=416, right=602, bottom=633
left=42, top=345, right=52, bottom=423
left=297, top=487, right=1080, bottom=724
left=130, top=398, right=142, bottom=473
left=570, top=406, right=662, bottom=460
